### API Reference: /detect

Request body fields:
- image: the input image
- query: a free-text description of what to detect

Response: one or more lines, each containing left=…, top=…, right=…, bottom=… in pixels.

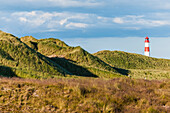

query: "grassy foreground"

left=0, top=77, right=169, bottom=112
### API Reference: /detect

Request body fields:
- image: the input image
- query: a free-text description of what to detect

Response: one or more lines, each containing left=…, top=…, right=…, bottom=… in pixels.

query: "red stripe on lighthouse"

left=145, top=40, right=149, bottom=43
left=145, top=47, right=149, bottom=52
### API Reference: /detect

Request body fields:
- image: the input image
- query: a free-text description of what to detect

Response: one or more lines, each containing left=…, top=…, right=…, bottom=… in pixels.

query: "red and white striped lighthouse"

left=144, top=36, right=150, bottom=56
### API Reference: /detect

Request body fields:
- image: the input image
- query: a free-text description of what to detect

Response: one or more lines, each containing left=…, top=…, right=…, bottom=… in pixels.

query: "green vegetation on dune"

left=21, top=36, right=129, bottom=78
left=50, top=57, right=98, bottom=77
left=21, top=36, right=69, bottom=54
left=37, top=39, right=71, bottom=56
left=0, top=77, right=169, bottom=112
left=65, top=48, right=117, bottom=72
left=94, top=50, right=170, bottom=79
left=0, top=31, right=69, bottom=78
left=94, top=50, right=170, bottom=69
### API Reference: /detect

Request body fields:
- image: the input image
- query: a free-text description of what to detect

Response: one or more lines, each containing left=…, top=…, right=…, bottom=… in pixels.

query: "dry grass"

left=130, top=69, right=170, bottom=80
left=0, top=77, right=169, bottom=112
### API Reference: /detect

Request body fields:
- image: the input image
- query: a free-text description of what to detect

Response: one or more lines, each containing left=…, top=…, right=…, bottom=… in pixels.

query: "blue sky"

left=0, top=0, right=170, bottom=58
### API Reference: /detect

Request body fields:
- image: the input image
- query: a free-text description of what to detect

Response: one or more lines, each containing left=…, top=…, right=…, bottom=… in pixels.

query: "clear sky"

left=0, top=0, right=170, bottom=58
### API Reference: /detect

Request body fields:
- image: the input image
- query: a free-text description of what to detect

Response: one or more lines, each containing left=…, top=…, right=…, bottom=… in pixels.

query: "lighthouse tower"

left=144, top=36, right=150, bottom=57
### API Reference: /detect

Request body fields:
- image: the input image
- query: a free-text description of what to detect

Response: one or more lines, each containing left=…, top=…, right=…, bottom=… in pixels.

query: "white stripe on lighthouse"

left=145, top=52, right=150, bottom=56
left=145, top=43, right=149, bottom=47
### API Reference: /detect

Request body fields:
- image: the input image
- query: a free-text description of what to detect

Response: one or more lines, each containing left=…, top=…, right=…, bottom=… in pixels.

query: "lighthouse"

left=144, top=36, right=150, bottom=57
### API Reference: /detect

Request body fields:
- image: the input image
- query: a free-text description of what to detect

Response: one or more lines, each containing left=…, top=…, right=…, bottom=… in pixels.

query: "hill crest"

left=94, top=50, right=170, bottom=69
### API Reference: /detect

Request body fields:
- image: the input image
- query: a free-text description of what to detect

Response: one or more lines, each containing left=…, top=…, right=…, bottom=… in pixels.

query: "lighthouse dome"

left=145, top=36, right=149, bottom=39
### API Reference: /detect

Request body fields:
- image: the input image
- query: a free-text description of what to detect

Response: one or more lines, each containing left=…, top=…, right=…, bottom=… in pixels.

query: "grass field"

left=130, top=69, right=170, bottom=80
left=0, top=77, right=169, bottom=112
